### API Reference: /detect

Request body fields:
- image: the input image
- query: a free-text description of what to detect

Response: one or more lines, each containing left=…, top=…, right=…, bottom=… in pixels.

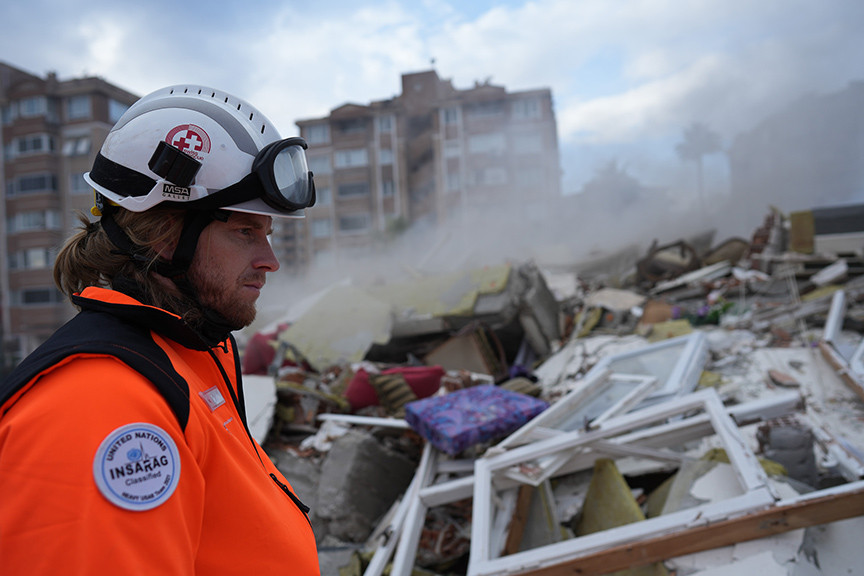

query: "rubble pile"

left=242, top=205, right=864, bottom=576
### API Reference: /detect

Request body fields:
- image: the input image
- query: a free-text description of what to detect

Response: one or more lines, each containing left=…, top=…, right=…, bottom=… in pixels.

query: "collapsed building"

left=239, top=203, right=864, bottom=576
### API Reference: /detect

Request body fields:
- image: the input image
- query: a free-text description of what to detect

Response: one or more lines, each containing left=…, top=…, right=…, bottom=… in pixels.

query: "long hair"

left=54, top=207, right=189, bottom=314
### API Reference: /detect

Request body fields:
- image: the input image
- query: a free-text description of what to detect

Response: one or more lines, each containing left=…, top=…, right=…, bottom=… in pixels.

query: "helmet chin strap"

left=100, top=204, right=238, bottom=345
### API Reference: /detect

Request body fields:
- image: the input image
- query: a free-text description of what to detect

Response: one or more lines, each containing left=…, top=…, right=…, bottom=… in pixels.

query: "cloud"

left=3, top=0, right=864, bottom=191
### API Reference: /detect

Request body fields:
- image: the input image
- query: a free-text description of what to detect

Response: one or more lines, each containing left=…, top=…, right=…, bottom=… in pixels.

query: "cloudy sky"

left=2, top=0, right=863, bottom=195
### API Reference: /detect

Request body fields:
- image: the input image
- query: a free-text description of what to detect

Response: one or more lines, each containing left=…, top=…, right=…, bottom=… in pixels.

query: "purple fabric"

left=405, top=385, right=548, bottom=455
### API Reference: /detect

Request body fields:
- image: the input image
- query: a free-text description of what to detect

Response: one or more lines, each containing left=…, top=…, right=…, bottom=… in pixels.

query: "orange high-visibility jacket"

left=0, top=287, right=320, bottom=575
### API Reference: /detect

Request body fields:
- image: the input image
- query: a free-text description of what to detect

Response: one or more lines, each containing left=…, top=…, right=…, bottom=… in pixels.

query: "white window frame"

left=304, top=123, right=330, bottom=145
left=377, top=115, right=394, bottom=132
left=108, top=99, right=129, bottom=123
left=359, top=390, right=807, bottom=576
left=468, top=133, right=506, bottom=155
left=308, top=154, right=332, bottom=176
left=334, top=148, right=369, bottom=169
left=512, top=98, right=542, bottom=120
left=310, top=218, right=332, bottom=239
left=378, top=147, right=393, bottom=165
left=66, top=95, right=91, bottom=120
left=469, top=388, right=776, bottom=576
left=315, top=186, right=332, bottom=206
left=69, top=172, right=91, bottom=195
left=338, top=213, right=371, bottom=234
left=337, top=182, right=369, bottom=198
left=18, top=96, right=47, bottom=118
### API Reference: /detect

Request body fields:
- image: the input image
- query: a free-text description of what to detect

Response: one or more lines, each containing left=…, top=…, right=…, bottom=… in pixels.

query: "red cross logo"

left=173, top=132, right=203, bottom=153
left=165, top=124, right=211, bottom=161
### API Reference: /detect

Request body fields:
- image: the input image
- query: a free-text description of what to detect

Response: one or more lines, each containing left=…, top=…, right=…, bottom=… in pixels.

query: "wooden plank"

left=515, top=482, right=864, bottom=576
left=503, top=484, right=535, bottom=556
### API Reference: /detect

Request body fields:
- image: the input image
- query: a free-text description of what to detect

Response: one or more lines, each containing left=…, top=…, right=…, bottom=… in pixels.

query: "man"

left=0, top=85, right=320, bottom=575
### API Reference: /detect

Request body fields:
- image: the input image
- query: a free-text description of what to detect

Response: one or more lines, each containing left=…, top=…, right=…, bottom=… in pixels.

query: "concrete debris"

left=246, top=204, right=864, bottom=575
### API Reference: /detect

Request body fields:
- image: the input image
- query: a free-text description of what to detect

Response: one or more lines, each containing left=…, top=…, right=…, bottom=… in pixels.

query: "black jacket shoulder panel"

left=0, top=309, right=191, bottom=431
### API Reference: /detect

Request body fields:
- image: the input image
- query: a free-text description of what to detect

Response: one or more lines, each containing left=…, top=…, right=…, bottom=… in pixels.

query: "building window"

left=6, top=134, right=54, bottom=158
left=334, top=148, right=368, bottom=169
left=109, top=99, right=129, bottom=123
left=7, top=210, right=61, bottom=233
left=308, top=154, right=332, bottom=176
left=378, top=147, right=393, bottom=165
left=443, top=108, right=460, bottom=124
left=9, top=248, right=54, bottom=270
left=69, top=172, right=90, bottom=194
left=316, top=186, right=332, bottom=206
left=339, top=213, right=371, bottom=234
left=468, top=133, right=506, bottom=155
left=377, top=115, right=394, bottom=132
left=304, top=123, right=330, bottom=145
left=470, top=167, right=508, bottom=187
left=10, top=287, right=63, bottom=306
left=18, top=96, right=48, bottom=118
left=7, top=173, right=57, bottom=196
left=444, top=140, right=461, bottom=158
left=337, top=182, right=370, bottom=198
left=512, top=98, right=542, bottom=120
left=447, top=172, right=460, bottom=191
left=515, top=167, right=543, bottom=185
left=466, top=101, right=504, bottom=118
left=310, top=218, right=332, bottom=238
left=336, top=118, right=367, bottom=134
left=381, top=180, right=394, bottom=197
left=484, top=167, right=508, bottom=185
left=66, top=95, right=91, bottom=120
left=514, top=133, right=544, bottom=154
left=62, top=136, right=91, bottom=156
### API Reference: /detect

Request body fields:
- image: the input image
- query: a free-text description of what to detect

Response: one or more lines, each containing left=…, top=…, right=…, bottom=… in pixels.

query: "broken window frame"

left=492, top=332, right=708, bottom=487
left=468, top=388, right=776, bottom=576
left=361, top=391, right=804, bottom=575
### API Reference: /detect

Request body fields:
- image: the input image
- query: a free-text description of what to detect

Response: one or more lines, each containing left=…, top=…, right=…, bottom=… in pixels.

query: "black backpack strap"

left=1, top=310, right=191, bottom=431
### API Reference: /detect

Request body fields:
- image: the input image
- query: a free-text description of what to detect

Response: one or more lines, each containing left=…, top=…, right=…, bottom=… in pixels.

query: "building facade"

left=0, top=62, right=138, bottom=368
left=295, top=70, right=561, bottom=269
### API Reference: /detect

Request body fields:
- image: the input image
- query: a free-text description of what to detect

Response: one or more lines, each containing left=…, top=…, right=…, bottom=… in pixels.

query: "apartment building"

left=0, top=62, right=138, bottom=369
left=295, top=69, right=561, bottom=268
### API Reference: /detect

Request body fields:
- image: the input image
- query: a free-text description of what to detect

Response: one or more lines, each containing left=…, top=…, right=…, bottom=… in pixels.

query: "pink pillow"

left=345, top=366, right=445, bottom=411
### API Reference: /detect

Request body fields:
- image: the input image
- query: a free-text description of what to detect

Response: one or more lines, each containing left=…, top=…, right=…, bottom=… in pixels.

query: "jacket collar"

left=72, top=286, right=221, bottom=351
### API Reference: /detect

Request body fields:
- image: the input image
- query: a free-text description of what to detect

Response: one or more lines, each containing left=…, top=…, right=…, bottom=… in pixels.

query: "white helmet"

left=85, top=85, right=315, bottom=218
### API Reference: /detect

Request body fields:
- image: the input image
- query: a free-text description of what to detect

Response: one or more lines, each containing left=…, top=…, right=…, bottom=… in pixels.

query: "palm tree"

left=676, top=122, right=722, bottom=217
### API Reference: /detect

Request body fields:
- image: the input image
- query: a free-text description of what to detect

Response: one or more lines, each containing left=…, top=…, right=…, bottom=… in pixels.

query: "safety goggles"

left=170, top=137, right=316, bottom=212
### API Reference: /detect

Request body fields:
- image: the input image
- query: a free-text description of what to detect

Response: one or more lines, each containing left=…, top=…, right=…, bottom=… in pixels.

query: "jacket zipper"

left=208, top=346, right=313, bottom=524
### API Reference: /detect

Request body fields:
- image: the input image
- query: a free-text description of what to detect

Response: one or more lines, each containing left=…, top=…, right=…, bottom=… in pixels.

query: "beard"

left=187, top=265, right=263, bottom=331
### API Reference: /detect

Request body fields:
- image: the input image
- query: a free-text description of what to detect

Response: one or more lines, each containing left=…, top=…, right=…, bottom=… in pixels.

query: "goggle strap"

left=183, top=173, right=262, bottom=211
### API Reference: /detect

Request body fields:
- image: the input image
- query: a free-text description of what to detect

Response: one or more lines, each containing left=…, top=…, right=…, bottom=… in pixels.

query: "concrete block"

left=316, top=430, right=417, bottom=541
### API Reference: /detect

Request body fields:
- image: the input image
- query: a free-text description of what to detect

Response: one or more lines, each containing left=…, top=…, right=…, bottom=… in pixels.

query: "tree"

left=580, top=159, right=646, bottom=211
left=676, top=122, right=722, bottom=216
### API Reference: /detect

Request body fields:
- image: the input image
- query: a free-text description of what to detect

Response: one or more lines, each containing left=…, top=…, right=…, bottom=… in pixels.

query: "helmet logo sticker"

left=166, top=124, right=211, bottom=161
left=93, top=422, right=181, bottom=511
